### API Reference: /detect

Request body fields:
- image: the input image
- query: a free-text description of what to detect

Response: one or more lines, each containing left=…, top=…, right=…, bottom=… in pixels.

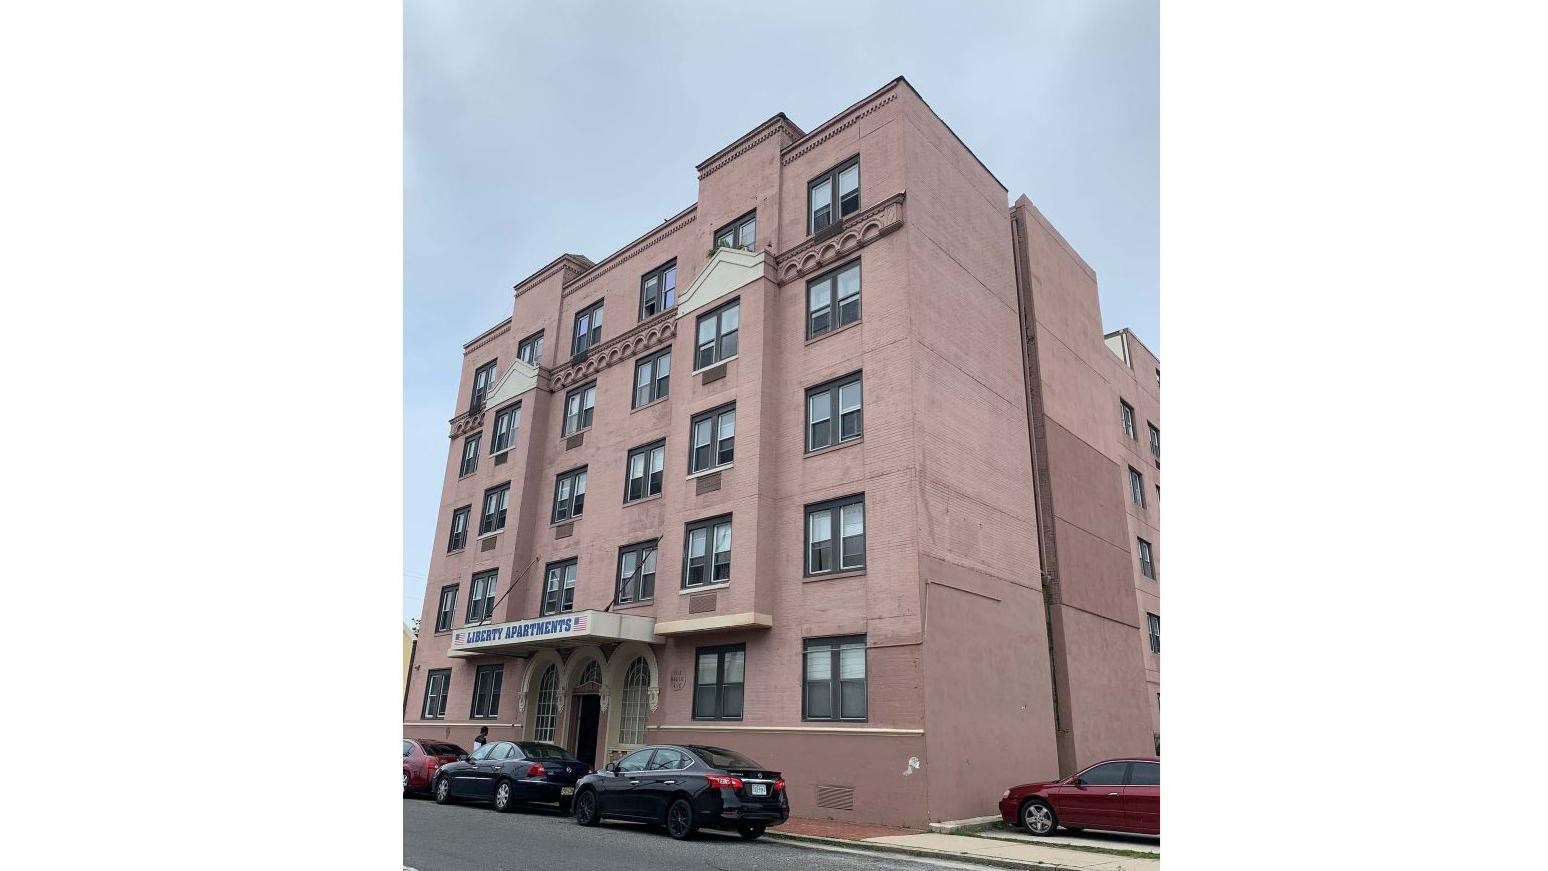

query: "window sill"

left=476, top=529, right=502, bottom=540
left=612, top=600, right=655, bottom=611
left=623, top=493, right=664, bottom=508
left=802, top=569, right=867, bottom=583
left=458, top=471, right=478, bottom=480
left=805, top=318, right=861, bottom=347
left=680, top=582, right=731, bottom=595
left=687, top=464, right=732, bottom=480
left=446, top=547, right=466, bottom=556
left=560, top=426, right=593, bottom=442
left=550, top=516, right=583, bottom=528
left=631, top=396, right=670, bottom=414
left=804, top=437, right=863, bottom=458
left=692, top=355, right=738, bottom=376
left=490, top=448, right=512, bottom=458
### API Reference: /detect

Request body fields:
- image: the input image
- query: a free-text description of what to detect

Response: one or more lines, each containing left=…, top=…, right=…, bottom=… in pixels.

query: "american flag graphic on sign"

left=572, top=614, right=587, bottom=632
left=453, top=632, right=464, bottom=644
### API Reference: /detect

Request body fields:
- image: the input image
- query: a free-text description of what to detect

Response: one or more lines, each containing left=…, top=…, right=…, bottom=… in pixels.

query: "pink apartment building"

left=405, top=78, right=1160, bottom=827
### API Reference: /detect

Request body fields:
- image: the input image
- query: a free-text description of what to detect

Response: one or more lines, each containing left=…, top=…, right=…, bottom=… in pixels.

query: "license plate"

left=560, top=787, right=575, bottom=796
left=750, top=783, right=767, bottom=796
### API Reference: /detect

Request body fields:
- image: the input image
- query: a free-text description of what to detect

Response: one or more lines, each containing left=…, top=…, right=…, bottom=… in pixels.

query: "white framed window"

left=625, top=440, right=665, bottom=502
left=616, top=541, right=658, bottom=604
left=633, top=349, right=671, bottom=408
left=807, top=371, right=863, bottom=450
left=491, top=403, right=521, bottom=453
left=532, top=665, right=559, bottom=741
left=683, top=515, right=732, bottom=588
left=806, top=495, right=866, bottom=575
left=563, top=382, right=596, bottom=435
left=542, top=559, right=577, bottom=616
left=619, top=657, right=651, bottom=745
left=689, top=404, right=735, bottom=473
left=807, top=260, right=861, bottom=338
left=694, top=299, right=740, bottom=370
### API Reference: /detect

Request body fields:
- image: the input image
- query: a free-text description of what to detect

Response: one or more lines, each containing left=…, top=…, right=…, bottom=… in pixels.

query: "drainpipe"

left=1009, top=205, right=1077, bottom=777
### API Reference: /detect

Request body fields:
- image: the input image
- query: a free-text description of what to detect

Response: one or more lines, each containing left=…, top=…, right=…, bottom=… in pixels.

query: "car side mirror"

left=458, top=754, right=468, bottom=762
left=606, top=762, right=619, bottom=775
left=1070, top=777, right=1085, bottom=788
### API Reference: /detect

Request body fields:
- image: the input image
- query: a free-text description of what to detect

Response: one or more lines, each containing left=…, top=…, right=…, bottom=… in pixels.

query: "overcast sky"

left=403, top=0, right=1158, bottom=623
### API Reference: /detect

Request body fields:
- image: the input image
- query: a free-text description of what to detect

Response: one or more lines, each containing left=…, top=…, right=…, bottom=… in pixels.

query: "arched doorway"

left=565, top=650, right=607, bottom=770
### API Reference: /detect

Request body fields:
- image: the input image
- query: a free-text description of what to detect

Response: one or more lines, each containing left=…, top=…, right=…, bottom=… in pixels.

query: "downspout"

left=1009, top=205, right=1077, bottom=776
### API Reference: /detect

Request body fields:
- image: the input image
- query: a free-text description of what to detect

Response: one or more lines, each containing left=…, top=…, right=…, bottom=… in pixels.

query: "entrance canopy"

left=447, top=609, right=660, bottom=658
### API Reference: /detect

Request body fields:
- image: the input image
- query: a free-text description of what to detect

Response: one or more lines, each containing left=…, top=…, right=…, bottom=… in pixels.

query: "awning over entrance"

left=447, top=609, right=660, bottom=658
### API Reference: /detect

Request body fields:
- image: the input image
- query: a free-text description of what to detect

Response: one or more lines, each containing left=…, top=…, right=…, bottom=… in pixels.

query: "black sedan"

left=572, top=744, right=787, bottom=840
left=432, top=741, right=591, bottom=813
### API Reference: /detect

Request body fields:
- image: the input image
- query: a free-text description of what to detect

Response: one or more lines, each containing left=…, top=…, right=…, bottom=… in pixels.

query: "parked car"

left=404, top=738, right=467, bottom=796
left=998, top=757, right=1159, bottom=836
left=432, top=740, right=591, bottom=813
left=571, top=744, right=787, bottom=840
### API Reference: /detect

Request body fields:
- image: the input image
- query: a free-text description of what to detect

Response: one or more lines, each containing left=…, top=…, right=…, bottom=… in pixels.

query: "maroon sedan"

left=404, top=738, right=466, bottom=796
left=999, top=757, right=1159, bottom=836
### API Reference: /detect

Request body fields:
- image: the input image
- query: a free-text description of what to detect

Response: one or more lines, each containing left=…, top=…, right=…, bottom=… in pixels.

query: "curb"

left=930, top=814, right=1002, bottom=834
left=763, top=830, right=1111, bottom=871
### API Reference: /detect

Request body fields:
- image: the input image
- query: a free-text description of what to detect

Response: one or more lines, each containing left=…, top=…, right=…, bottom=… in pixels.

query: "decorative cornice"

left=697, top=115, right=803, bottom=180
left=449, top=407, right=485, bottom=439
left=781, top=91, right=899, bottom=166
left=548, top=310, right=678, bottom=392
left=462, top=319, right=511, bottom=356
left=512, top=254, right=595, bottom=299
left=561, top=207, right=698, bottom=298
left=775, top=192, right=905, bottom=283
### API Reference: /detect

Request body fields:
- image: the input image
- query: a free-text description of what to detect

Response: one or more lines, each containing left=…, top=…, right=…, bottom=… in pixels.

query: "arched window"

left=579, top=660, right=602, bottom=687
left=533, top=665, right=559, bottom=742
left=620, top=657, right=650, bottom=745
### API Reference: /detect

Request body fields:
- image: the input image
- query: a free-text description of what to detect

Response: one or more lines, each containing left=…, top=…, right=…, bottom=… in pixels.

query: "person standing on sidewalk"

left=472, top=726, right=489, bottom=751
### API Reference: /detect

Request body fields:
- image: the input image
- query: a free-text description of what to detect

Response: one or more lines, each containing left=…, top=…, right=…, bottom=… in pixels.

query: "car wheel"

left=665, top=798, right=698, bottom=840
left=737, top=823, right=766, bottom=840
left=434, top=775, right=454, bottom=805
left=493, top=779, right=514, bottom=813
left=573, top=788, right=600, bottom=826
left=403, top=770, right=411, bottom=797
left=1020, top=798, right=1057, bottom=835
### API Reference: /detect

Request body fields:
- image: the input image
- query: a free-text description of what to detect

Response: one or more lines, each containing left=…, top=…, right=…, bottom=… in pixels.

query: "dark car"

left=571, top=744, right=787, bottom=840
left=432, top=740, right=591, bottom=813
left=404, top=738, right=467, bottom=796
left=998, top=757, right=1160, bottom=836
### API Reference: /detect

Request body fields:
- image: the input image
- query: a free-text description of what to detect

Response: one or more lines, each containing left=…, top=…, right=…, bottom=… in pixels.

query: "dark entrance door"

left=572, top=694, right=601, bottom=769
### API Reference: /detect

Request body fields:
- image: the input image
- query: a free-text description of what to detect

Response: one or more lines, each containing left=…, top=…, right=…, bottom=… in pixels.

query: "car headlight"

left=1001, top=789, right=1010, bottom=799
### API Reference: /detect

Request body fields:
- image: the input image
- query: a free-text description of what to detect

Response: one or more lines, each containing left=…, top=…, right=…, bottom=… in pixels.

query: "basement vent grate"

left=815, top=785, right=855, bottom=811
left=688, top=592, right=717, bottom=614
left=480, top=536, right=496, bottom=552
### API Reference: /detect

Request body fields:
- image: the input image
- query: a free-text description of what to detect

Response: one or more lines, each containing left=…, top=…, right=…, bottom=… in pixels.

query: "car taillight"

left=773, top=778, right=786, bottom=793
left=527, top=762, right=545, bottom=777
left=705, top=774, right=744, bottom=790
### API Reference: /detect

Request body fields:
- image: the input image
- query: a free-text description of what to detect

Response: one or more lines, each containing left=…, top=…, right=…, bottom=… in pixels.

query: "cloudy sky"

left=404, top=0, right=1158, bottom=623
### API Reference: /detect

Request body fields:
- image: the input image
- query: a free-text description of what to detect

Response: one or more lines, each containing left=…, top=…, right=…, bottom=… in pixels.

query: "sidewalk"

left=770, top=818, right=1160, bottom=870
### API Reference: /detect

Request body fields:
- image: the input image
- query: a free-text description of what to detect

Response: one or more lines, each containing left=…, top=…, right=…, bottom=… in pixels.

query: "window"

left=616, top=541, right=658, bottom=604
left=572, top=300, right=604, bottom=357
left=562, top=382, right=596, bottom=435
left=689, top=404, right=735, bottom=473
left=694, top=299, right=740, bottom=369
left=809, top=157, right=860, bottom=234
left=647, top=748, right=691, bottom=770
left=1120, top=400, right=1136, bottom=439
left=1129, top=467, right=1146, bottom=507
left=806, top=495, right=866, bottom=575
left=403, top=740, right=413, bottom=758
left=552, top=467, right=587, bottom=523
left=468, top=569, right=497, bottom=622
left=692, top=644, right=745, bottom=720
left=632, top=349, right=671, bottom=408
left=806, top=371, right=863, bottom=451
left=1079, top=761, right=1130, bottom=786
left=517, top=331, right=544, bottom=366
left=471, top=664, right=503, bottom=718
left=807, top=260, right=861, bottom=338
left=619, top=657, right=650, bottom=744
left=1137, top=538, right=1155, bottom=579
left=541, top=559, right=577, bottom=616
left=714, top=211, right=756, bottom=251
left=578, top=660, right=602, bottom=687
left=532, top=665, right=558, bottom=741
left=1147, top=613, right=1161, bottom=654
left=447, top=506, right=470, bottom=552
left=683, top=515, right=732, bottom=588
left=470, top=361, right=496, bottom=411
left=459, top=433, right=480, bottom=476
left=804, top=636, right=867, bottom=721
left=479, top=483, right=509, bottom=535
left=616, top=748, right=653, bottom=773
left=1148, top=423, right=1160, bottom=459
left=625, top=440, right=665, bottom=502
left=491, top=404, right=521, bottom=453
left=639, top=260, right=678, bottom=319
left=434, top=585, right=457, bottom=632
left=1130, top=761, right=1160, bottom=785
left=421, top=669, right=450, bottom=719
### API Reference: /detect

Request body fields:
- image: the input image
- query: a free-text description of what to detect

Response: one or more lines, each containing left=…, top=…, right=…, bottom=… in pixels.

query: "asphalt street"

left=403, top=795, right=1002, bottom=871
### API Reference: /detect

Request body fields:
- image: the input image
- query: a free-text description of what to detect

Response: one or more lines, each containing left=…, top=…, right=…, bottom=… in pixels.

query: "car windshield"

left=422, top=742, right=464, bottom=756
left=685, top=745, right=763, bottom=769
left=517, top=742, right=576, bottom=761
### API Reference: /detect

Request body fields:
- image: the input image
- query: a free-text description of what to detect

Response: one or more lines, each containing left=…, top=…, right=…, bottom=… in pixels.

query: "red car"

left=998, top=757, right=1159, bottom=836
left=404, top=738, right=467, bottom=796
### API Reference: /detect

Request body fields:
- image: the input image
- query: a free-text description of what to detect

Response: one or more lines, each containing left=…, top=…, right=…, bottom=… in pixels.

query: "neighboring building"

left=405, top=77, right=1159, bottom=828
